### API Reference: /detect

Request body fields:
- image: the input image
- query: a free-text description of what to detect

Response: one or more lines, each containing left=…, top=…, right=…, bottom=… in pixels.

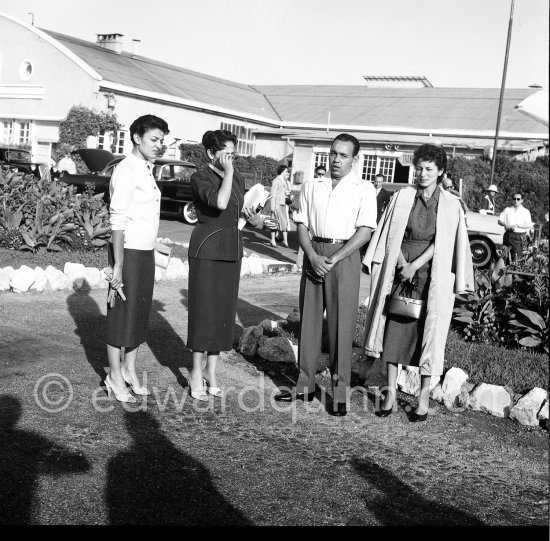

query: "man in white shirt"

left=275, top=134, right=377, bottom=416
left=498, top=192, right=534, bottom=262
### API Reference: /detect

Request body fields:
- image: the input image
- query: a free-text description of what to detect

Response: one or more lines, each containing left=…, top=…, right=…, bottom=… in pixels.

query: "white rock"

left=441, top=367, right=469, bottom=403
left=180, top=259, right=189, bottom=279
left=64, top=262, right=86, bottom=290
left=509, top=388, right=548, bottom=427
left=45, top=265, right=70, bottom=291
left=2, top=266, right=15, bottom=280
left=469, top=383, right=512, bottom=417
left=165, top=257, right=186, bottom=280
left=0, top=268, right=12, bottom=291
left=240, top=257, right=250, bottom=276
left=30, top=266, right=48, bottom=292
left=248, top=254, right=264, bottom=275
left=10, top=265, right=35, bottom=293
left=538, top=401, right=549, bottom=421
left=154, top=266, right=166, bottom=282
left=397, top=366, right=440, bottom=396
left=82, top=267, right=102, bottom=289
left=430, top=383, right=446, bottom=403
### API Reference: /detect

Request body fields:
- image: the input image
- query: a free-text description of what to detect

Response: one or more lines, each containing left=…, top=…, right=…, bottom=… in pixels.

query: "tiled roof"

left=45, top=29, right=546, bottom=136
left=251, top=86, right=545, bottom=133
left=44, top=30, right=280, bottom=120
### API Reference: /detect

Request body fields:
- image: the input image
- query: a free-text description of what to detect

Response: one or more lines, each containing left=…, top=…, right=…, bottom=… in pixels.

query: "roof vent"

left=131, top=39, right=141, bottom=56
left=362, top=75, right=433, bottom=88
left=96, top=33, right=124, bottom=54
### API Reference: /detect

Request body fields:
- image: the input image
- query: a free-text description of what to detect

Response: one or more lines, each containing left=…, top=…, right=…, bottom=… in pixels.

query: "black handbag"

left=285, top=193, right=294, bottom=205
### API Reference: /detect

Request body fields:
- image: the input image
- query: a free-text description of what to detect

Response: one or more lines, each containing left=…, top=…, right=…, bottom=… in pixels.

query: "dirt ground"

left=0, top=274, right=548, bottom=526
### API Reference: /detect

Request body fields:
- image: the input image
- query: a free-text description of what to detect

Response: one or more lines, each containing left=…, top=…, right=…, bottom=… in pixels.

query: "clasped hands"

left=309, top=252, right=338, bottom=279
left=396, top=261, right=418, bottom=283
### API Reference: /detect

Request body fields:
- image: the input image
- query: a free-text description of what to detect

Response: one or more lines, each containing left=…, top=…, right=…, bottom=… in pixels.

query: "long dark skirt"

left=187, top=257, right=242, bottom=352
left=106, top=244, right=155, bottom=348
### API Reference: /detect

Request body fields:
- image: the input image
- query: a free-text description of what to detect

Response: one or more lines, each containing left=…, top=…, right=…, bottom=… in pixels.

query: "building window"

left=19, top=122, right=30, bottom=144
left=314, top=152, right=329, bottom=169
left=361, top=155, right=396, bottom=181
left=220, top=122, right=255, bottom=156
left=2, top=121, right=13, bottom=143
left=115, top=130, right=126, bottom=154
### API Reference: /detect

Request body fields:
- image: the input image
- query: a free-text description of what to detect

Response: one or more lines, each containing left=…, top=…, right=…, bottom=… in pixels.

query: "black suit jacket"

left=376, top=188, right=392, bottom=222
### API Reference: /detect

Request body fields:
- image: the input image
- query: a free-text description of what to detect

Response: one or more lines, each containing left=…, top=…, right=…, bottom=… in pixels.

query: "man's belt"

left=312, top=236, right=348, bottom=244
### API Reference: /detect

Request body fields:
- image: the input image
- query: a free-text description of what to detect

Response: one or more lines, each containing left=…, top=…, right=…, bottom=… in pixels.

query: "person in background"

left=314, top=165, right=326, bottom=179
left=29, top=164, right=41, bottom=179
left=480, top=185, right=498, bottom=216
left=372, top=173, right=392, bottom=223
left=57, top=153, right=77, bottom=175
left=269, top=165, right=293, bottom=247
left=498, top=193, right=534, bottom=263
left=105, top=114, right=170, bottom=403
left=186, top=130, right=257, bottom=402
left=441, top=174, right=468, bottom=213
left=275, top=133, right=377, bottom=417
left=362, top=143, right=473, bottom=423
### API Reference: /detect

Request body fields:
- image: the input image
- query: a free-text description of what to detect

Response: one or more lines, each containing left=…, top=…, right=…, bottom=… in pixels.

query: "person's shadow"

left=105, top=409, right=251, bottom=525
left=350, top=457, right=484, bottom=525
left=147, top=298, right=191, bottom=389
left=66, top=289, right=108, bottom=382
left=0, top=395, right=90, bottom=525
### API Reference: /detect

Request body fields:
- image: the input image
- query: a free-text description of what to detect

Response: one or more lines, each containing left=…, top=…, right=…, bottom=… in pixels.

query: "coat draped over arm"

left=362, top=186, right=474, bottom=376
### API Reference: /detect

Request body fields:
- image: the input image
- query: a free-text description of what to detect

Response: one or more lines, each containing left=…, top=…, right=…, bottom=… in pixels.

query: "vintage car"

left=379, top=182, right=504, bottom=268
left=0, top=146, right=34, bottom=173
left=60, top=149, right=199, bottom=224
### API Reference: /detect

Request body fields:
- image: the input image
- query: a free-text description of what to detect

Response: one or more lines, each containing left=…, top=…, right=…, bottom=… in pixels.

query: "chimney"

left=96, top=33, right=124, bottom=54
left=131, top=39, right=141, bottom=56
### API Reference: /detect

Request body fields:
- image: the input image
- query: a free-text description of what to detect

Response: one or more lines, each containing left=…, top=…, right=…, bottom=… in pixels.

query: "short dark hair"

left=201, top=130, right=238, bottom=154
left=513, top=192, right=523, bottom=199
left=130, top=115, right=169, bottom=144
left=332, top=133, right=360, bottom=157
left=314, top=165, right=326, bottom=174
left=277, top=164, right=288, bottom=176
left=374, top=173, right=385, bottom=180
left=413, top=144, right=447, bottom=174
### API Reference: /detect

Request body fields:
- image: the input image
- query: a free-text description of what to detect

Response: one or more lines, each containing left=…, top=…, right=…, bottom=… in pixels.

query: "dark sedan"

left=60, top=149, right=198, bottom=224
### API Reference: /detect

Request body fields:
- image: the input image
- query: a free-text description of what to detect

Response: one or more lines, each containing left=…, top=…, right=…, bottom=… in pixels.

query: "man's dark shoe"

left=329, top=402, right=348, bottom=417
left=274, top=390, right=315, bottom=403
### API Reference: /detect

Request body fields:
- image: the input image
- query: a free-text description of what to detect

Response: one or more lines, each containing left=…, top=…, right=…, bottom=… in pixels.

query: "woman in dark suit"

left=186, top=130, right=255, bottom=401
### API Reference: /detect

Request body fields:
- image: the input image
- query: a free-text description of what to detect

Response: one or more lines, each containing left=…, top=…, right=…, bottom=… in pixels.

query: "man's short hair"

left=315, top=165, right=326, bottom=174
left=374, top=173, right=385, bottom=181
left=332, top=133, right=360, bottom=157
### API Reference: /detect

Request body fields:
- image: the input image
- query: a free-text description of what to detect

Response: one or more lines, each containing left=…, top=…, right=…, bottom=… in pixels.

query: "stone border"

left=239, top=318, right=549, bottom=431
left=0, top=237, right=300, bottom=294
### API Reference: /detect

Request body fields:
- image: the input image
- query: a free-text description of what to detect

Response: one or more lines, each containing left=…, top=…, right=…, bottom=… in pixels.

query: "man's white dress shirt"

left=499, top=205, right=533, bottom=233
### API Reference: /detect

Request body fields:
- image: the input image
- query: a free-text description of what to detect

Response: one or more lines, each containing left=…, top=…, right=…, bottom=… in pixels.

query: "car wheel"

left=182, top=202, right=198, bottom=224
left=469, top=237, right=494, bottom=268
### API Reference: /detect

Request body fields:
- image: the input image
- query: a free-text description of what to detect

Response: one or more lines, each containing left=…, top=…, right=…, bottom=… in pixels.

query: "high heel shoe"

left=203, top=378, right=223, bottom=398
left=187, top=379, right=208, bottom=402
left=375, top=407, right=393, bottom=418
left=104, top=374, right=137, bottom=403
left=409, top=410, right=428, bottom=422
left=121, top=367, right=151, bottom=396
left=282, top=242, right=289, bottom=248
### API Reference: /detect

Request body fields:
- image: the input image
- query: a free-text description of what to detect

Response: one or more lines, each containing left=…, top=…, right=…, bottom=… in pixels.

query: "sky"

left=1, top=0, right=548, bottom=88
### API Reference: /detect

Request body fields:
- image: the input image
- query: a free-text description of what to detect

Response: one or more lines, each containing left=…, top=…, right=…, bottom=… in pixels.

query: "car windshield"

left=157, top=164, right=195, bottom=181
left=7, top=150, right=31, bottom=161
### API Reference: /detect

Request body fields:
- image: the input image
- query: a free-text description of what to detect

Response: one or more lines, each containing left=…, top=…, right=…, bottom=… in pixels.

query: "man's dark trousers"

left=296, top=241, right=361, bottom=405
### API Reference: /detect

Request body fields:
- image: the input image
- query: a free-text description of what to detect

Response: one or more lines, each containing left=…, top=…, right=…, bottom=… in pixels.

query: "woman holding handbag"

left=268, top=165, right=292, bottom=247
left=105, top=114, right=170, bottom=402
left=362, top=144, right=474, bottom=422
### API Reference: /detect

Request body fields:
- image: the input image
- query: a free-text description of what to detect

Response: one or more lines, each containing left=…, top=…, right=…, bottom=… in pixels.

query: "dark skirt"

left=106, top=243, right=155, bottom=349
left=187, top=258, right=242, bottom=352
left=382, top=239, right=432, bottom=367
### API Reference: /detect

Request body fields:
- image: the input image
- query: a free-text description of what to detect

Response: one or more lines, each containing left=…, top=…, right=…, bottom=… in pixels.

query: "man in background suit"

left=372, top=173, right=392, bottom=222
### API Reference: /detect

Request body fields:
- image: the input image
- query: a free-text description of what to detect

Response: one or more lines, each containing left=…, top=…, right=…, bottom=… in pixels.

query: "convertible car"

left=60, top=149, right=199, bottom=224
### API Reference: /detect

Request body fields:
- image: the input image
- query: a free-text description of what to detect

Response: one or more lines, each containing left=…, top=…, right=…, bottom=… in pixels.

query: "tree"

left=58, top=106, right=120, bottom=173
